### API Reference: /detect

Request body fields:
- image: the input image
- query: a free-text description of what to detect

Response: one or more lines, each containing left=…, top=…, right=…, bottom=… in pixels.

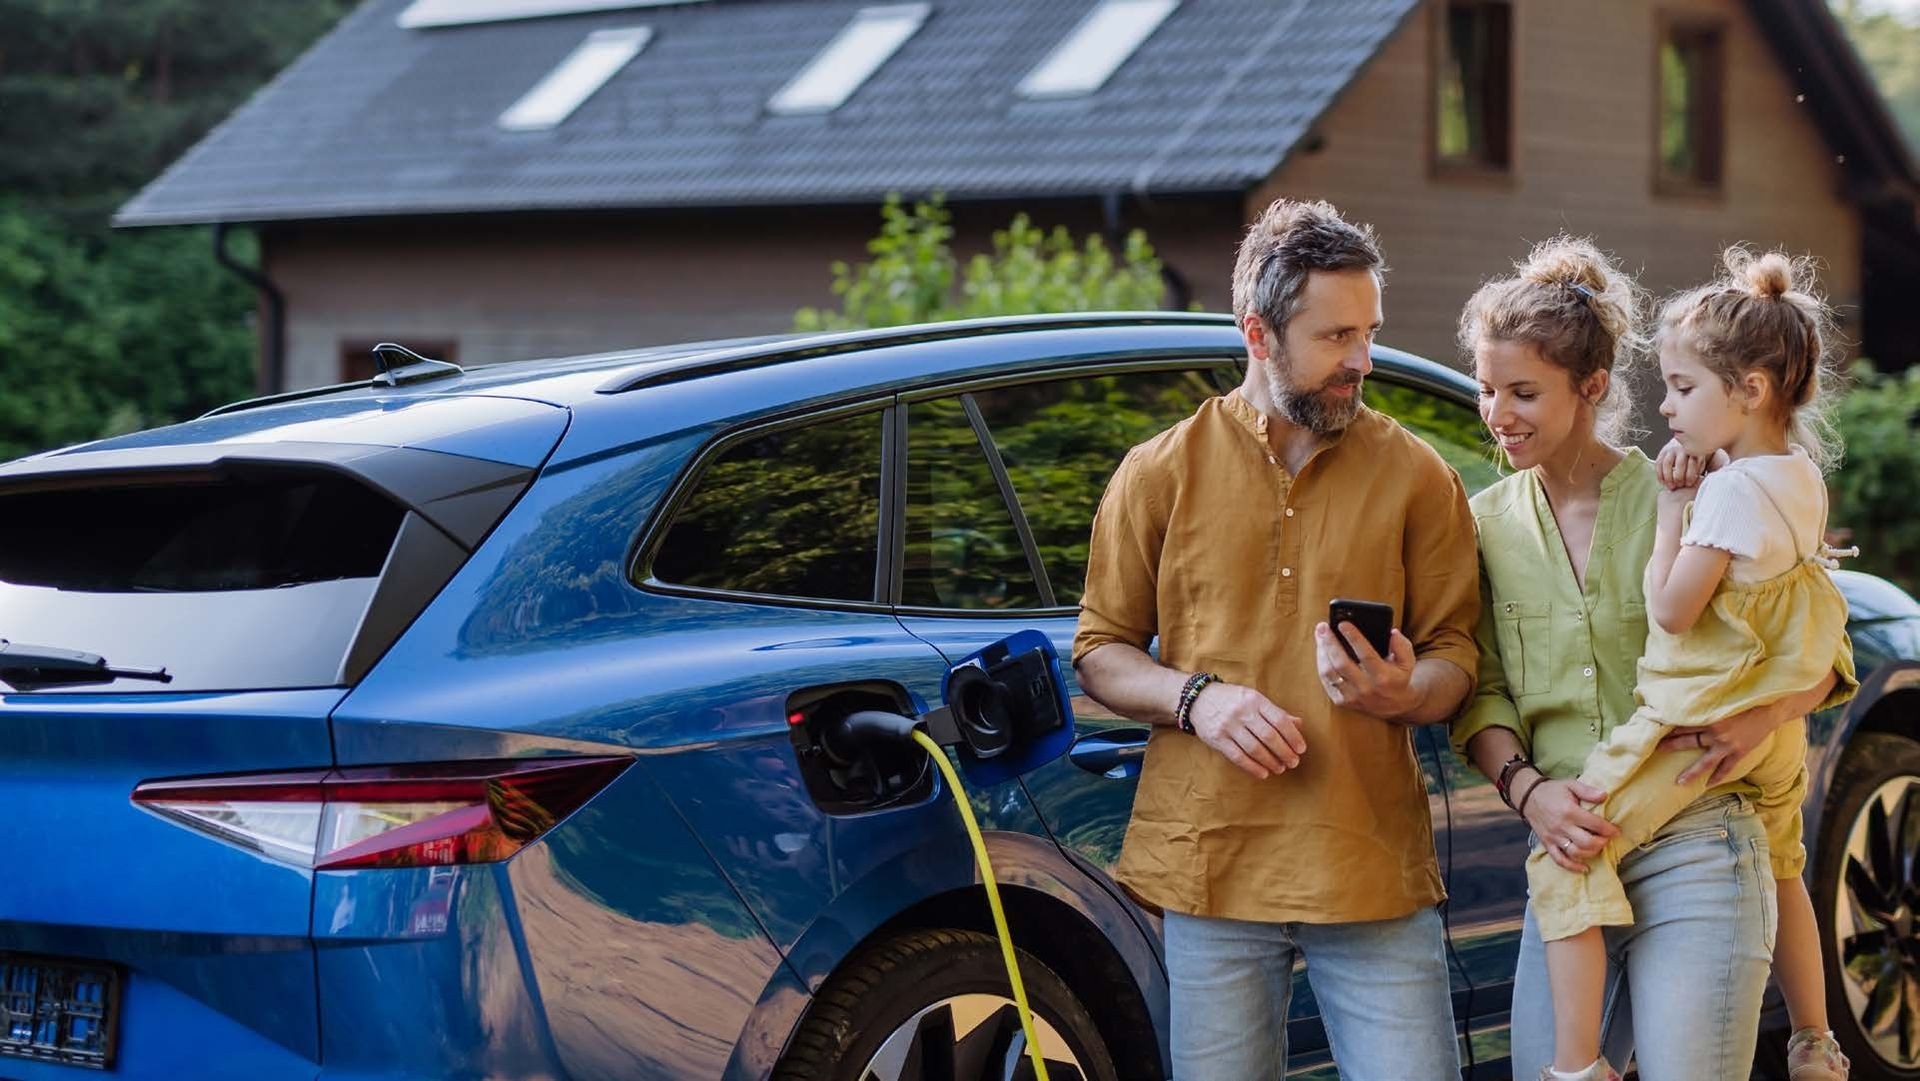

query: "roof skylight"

left=399, top=0, right=704, bottom=30
left=498, top=26, right=652, bottom=131
left=1018, top=0, right=1179, bottom=99
left=769, top=4, right=931, bottom=115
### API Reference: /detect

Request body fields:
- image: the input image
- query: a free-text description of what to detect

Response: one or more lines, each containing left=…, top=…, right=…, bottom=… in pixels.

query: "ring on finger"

left=1559, top=838, right=1573, bottom=852
left=1695, top=731, right=1706, bottom=749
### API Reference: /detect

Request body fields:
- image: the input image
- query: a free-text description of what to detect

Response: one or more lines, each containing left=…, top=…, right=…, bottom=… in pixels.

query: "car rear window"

left=0, top=469, right=408, bottom=693
left=649, top=409, right=884, bottom=603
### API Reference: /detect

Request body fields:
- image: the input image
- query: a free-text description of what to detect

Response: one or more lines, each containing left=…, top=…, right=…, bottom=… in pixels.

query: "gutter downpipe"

left=1103, top=190, right=1193, bottom=311
left=213, top=221, right=287, bottom=395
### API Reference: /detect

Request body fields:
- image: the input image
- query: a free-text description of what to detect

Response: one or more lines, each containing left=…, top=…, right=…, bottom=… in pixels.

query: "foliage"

left=795, top=194, right=1170, bottom=331
left=1828, top=361, right=1920, bottom=590
left=0, top=201, right=257, bottom=460
left=0, top=0, right=352, bottom=226
left=0, top=0, right=350, bottom=457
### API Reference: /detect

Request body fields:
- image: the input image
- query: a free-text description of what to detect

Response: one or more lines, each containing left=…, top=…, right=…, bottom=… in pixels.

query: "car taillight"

left=131, top=757, right=631, bottom=869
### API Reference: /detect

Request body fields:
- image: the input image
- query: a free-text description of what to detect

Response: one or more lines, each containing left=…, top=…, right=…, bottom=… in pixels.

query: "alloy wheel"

left=860, top=993, right=1088, bottom=1081
left=1836, top=774, right=1920, bottom=1068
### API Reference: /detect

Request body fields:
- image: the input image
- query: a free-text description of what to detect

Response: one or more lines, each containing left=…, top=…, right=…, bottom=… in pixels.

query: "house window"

left=1657, top=18, right=1726, bottom=192
left=1018, top=0, right=1179, bottom=99
left=769, top=4, right=930, bottom=115
left=1434, top=1, right=1512, bottom=173
left=498, top=26, right=652, bottom=132
left=340, top=340, right=459, bottom=384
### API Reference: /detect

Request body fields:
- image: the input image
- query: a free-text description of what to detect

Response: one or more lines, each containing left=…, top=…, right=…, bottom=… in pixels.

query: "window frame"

left=891, top=356, right=1244, bottom=620
left=628, top=350, right=1483, bottom=619
left=1429, top=0, right=1515, bottom=182
left=897, top=390, right=1057, bottom=613
left=1652, top=12, right=1728, bottom=198
left=631, top=396, right=898, bottom=613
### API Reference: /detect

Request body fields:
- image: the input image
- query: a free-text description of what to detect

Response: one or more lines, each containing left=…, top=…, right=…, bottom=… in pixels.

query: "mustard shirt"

left=1075, top=390, right=1481, bottom=923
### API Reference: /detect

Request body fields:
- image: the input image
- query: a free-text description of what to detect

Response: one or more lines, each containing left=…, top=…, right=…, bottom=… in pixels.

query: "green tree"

left=1829, top=361, right=1920, bottom=590
left=795, top=194, right=1171, bottom=331
left=0, top=0, right=350, bottom=457
left=0, top=0, right=352, bottom=226
left=0, top=202, right=258, bottom=460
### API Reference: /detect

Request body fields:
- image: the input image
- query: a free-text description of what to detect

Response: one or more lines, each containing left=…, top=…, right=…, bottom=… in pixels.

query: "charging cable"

left=826, top=705, right=1051, bottom=1080
left=909, top=728, right=1051, bottom=1081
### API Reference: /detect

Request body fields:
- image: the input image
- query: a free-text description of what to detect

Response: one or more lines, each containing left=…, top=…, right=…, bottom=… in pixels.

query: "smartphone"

left=1328, top=598, right=1395, bottom=663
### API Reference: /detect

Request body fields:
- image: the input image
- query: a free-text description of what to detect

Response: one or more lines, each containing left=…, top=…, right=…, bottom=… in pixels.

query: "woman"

left=1450, top=236, right=1841, bottom=1080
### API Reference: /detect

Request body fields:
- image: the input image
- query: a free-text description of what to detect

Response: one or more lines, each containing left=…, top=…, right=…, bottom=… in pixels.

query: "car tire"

left=773, top=928, right=1120, bottom=1081
left=1813, top=731, right=1920, bottom=1081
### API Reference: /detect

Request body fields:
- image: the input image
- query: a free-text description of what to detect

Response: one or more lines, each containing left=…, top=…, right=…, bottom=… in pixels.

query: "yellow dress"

left=1529, top=456, right=1857, bottom=942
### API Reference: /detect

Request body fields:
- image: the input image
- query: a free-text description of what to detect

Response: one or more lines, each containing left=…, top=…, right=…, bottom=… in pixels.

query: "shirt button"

left=1574, top=611, right=1584, bottom=621
left=1281, top=567, right=1293, bottom=578
left=1266, top=455, right=1277, bottom=465
left=1285, top=507, right=1295, bottom=518
left=1504, top=602, right=1514, bottom=614
left=1583, top=666, right=1595, bottom=678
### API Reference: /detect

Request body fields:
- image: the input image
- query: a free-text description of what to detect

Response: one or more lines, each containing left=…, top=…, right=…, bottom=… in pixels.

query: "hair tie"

left=1562, top=280, right=1596, bottom=303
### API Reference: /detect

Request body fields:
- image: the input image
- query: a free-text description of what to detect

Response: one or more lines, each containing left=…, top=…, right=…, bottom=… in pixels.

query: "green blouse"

left=1452, top=450, right=1661, bottom=780
left=1452, top=448, right=1855, bottom=782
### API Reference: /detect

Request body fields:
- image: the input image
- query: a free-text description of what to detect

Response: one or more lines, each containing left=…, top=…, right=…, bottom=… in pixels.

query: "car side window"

left=901, top=397, right=1043, bottom=610
left=1362, top=380, right=1503, bottom=496
left=651, top=409, right=884, bottom=602
left=970, top=365, right=1240, bottom=607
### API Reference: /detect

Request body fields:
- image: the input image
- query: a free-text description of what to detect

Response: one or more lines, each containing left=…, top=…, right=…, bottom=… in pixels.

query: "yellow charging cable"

left=910, top=728, right=1052, bottom=1081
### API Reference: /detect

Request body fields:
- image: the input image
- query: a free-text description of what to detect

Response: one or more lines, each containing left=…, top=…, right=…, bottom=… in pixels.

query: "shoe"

left=1787, top=1027, right=1850, bottom=1080
left=1537, top=1058, right=1623, bottom=1081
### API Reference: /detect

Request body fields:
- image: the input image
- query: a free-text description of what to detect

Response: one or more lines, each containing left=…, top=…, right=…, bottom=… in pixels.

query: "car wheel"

left=773, top=928, right=1120, bottom=1081
left=1816, top=732, right=1920, bottom=1080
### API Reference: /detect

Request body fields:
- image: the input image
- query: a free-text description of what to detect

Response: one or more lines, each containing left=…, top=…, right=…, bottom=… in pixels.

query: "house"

left=117, top=0, right=1920, bottom=404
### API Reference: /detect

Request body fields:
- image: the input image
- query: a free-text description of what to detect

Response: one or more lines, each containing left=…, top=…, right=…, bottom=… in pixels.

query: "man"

left=1074, top=198, right=1481, bottom=1079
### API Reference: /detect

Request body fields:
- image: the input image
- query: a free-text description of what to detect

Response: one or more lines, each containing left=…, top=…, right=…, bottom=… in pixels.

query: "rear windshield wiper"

left=0, top=639, right=172, bottom=690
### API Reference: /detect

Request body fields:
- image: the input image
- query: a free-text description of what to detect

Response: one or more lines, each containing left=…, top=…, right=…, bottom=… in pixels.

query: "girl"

left=1533, top=248, right=1858, bottom=1081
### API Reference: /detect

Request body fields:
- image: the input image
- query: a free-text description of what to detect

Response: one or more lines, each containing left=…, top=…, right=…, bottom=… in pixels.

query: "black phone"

left=1328, top=598, right=1395, bottom=663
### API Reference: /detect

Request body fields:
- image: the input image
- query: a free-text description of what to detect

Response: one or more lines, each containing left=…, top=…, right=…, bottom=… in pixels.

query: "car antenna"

left=369, top=342, right=464, bottom=388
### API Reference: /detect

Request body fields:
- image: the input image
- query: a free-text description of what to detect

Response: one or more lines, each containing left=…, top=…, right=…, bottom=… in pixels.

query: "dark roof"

left=1746, top=0, right=1919, bottom=207
left=114, top=0, right=1420, bottom=226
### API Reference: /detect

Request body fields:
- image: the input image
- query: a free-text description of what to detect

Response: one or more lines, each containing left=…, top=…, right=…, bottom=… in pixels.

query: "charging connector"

left=820, top=710, right=1053, bottom=1081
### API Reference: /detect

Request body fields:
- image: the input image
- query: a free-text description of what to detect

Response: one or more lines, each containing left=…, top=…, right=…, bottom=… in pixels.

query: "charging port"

left=786, top=683, right=933, bottom=815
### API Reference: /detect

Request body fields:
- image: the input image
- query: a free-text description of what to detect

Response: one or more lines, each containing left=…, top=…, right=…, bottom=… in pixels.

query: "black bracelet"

left=1175, top=671, right=1219, bottom=733
left=1513, top=768, right=1547, bottom=819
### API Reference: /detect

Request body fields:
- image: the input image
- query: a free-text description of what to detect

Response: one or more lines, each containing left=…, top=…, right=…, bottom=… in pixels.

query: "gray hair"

left=1231, top=199, right=1386, bottom=334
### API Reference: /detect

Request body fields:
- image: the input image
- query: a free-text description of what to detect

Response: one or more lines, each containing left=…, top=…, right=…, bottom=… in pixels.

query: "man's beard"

left=1262, top=350, right=1363, bottom=433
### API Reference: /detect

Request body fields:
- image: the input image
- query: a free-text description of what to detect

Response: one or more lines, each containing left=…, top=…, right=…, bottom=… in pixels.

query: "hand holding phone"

left=1327, top=598, right=1394, bottom=663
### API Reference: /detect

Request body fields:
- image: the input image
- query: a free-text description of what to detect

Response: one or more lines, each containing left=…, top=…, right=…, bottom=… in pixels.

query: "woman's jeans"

left=1163, top=904, right=1459, bottom=1080
left=1510, top=793, right=1778, bottom=1080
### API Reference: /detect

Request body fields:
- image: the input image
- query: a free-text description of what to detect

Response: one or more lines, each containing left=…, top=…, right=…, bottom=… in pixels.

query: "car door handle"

left=1068, top=728, right=1152, bottom=779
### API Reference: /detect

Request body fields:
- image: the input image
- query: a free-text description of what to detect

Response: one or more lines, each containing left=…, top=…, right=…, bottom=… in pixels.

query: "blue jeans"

left=1163, top=905, right=1459, bottom=1080
left=1510, top=793, right=1778, bottom=1081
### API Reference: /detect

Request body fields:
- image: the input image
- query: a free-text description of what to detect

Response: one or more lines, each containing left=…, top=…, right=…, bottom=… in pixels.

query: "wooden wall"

left=1255, top=0, right=1861, bottom=440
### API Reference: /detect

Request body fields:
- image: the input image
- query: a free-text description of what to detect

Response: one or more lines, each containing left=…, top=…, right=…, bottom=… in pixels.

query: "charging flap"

left=939, top=629, right=1075, bottom=786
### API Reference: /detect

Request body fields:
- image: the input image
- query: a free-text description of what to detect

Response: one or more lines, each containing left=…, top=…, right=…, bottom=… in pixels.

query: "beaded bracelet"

left=1174, top=671, right=1219, bottom=734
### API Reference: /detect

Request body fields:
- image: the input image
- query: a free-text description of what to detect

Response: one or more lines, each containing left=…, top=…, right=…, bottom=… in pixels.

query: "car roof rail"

left=200, top=342, right=467, bottom=419
left=595, top=311, right=1237, bottom=395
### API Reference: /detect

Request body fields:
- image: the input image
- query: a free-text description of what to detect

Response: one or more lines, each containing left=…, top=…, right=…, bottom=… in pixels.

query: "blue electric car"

left=3, top=313, right=1919, bottom=1080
